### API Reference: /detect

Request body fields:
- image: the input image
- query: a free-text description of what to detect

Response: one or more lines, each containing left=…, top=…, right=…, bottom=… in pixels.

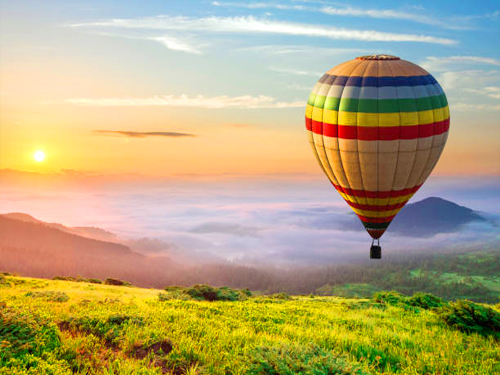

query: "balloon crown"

left=355, top=54, right=400, bottom=61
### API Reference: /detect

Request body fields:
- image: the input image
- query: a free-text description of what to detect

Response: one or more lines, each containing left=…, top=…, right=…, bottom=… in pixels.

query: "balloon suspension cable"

left=370, top=238, right=382, bottom=259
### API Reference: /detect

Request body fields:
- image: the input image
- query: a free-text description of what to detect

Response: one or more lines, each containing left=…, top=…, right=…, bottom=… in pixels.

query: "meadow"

left=1, top=275, right=499, bottom=375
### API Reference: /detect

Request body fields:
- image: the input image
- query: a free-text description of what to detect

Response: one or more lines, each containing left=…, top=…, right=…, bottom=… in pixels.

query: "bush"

left=104, top=278, right=131, bottom=286
left=158, top=291, right=191, bottom=301
left=270, top=293, right=292, bottom=300
left=25, top=291, right=69, bottom=302
left=407, top=293, right=445, bottom=309
left=53, top=276, right=102, bottom=284
left=372, top=291, right=405, bottom=306
left=59, top=314, right=143, bottom=344
left=248, top=344, right=368, bottom=375
left=186, top=284, right=218, bottom=301
left=372, top=291, right=445, bottom=311
left=437, top=300, right=500, bottom=338
left=0, top=305, right=61, bottom=365
left=185, top=284, right=249, bottom=301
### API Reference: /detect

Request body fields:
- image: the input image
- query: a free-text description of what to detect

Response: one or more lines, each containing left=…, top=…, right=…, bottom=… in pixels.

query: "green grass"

left=1, top=276, right=499, bottom=374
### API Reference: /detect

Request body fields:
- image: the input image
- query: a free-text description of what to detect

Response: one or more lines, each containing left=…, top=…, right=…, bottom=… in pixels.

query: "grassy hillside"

left=1, top=275, right=499, bottom=375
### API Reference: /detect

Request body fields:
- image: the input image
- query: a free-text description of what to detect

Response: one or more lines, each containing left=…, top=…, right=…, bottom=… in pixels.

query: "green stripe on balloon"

left=309, top=93, right=448, bottom=113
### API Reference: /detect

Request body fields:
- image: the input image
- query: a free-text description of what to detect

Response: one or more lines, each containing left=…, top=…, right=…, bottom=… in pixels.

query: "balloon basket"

left=370, top=239, right=381, bottom=259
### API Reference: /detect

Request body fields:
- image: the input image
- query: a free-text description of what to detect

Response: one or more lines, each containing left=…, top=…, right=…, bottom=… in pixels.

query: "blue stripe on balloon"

left=319, top=74, right=437, bottom=87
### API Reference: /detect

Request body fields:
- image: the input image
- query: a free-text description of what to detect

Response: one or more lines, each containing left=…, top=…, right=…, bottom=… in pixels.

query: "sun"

left=34, top=150, right=45, bottom=163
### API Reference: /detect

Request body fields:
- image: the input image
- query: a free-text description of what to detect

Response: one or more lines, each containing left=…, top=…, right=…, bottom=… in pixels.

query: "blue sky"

left=1, top=0, right=499, bottom=176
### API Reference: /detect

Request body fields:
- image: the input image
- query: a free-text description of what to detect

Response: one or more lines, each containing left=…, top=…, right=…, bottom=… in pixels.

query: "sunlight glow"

left=34, top=150, right=45, bottom=163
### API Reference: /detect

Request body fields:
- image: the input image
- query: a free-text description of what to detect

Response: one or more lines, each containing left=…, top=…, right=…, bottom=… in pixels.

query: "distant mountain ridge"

left=0, top=213, right=117, bottom=242
left=0, top=216, right=174, bottom=287
left=389, top=197, right=487, bottom=237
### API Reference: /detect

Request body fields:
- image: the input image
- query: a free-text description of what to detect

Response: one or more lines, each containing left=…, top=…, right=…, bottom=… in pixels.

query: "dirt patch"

left=130, top=340, right=173, bottom=359
left=129, top=340, right=174, bottom=373
left=57, top=320, right=119, bottom=351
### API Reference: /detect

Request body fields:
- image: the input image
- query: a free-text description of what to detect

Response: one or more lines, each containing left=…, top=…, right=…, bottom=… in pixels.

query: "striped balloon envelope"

left=305, top=54, right=449, bottom=256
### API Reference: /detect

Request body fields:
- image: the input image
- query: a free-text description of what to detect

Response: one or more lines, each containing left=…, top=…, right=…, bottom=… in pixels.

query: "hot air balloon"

left=305, top=54, right=449, bottom=259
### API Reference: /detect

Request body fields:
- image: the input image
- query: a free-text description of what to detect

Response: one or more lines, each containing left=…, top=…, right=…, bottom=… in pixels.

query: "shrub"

left=372, top=291, right=445, bottom=311
left=185, top=285, right=249, bottom=301
left=58, top=314, right=143, bottom=344
left=371, top=291, right=405, bottom=306
left=270, top=293, right=291, bottom=300
left=53, top=276, right=102, bottom=284
left=248, top=344, right=368, bottom=375
left=437, top=300, right=500, bottom=339
left=186, top=284, right=218, bottom=301
left=158, top=291, right=191, bottom=301
left=25, top=291, right=69, bottom=302
left=104, top=278, right=131, bottom=286
left=0, top=305, right=61, bottom=365
left=407, top=293, right=445, bottom=309
left=53, top=276, right=76, bottom=282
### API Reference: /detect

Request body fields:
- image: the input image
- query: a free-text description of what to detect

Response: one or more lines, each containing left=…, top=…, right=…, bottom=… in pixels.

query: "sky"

left=1, top=0, right=499, bottom=176
left=0, top=1, right=499, bottom=263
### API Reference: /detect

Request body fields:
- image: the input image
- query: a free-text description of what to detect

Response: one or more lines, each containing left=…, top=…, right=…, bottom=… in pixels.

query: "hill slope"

left=389, top=197, right=487, bottom=236
left=0, top=275, right=498, bottom=375
left=0, top=216, right=173, bottom=286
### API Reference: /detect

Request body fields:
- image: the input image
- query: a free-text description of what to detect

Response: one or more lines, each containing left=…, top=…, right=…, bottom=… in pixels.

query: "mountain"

left=0, top=213, right=117, bottom=242
left=339, top=197, right=489, bottom=237
left=0, top=216, right=175, bottom=287
left=389, top=197, right=487, bottom=237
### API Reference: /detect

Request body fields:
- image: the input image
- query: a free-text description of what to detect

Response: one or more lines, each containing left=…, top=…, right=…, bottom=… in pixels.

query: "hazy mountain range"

left=0, top=197, right=496, bottom=288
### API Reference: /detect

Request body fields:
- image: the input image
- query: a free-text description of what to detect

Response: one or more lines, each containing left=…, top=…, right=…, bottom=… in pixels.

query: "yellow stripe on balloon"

left=350, top=207, right=402, bottom=218
left=338, top=191, right=414, bottom=205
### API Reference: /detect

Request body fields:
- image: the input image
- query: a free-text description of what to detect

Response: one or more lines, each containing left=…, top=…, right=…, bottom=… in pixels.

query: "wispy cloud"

left=320, top=6, right=469, bottom=30
left=68, top=15, right=457, bottom=45
left=465, top=86, right=500, bottom=100
left=83, top=31, right=204, bottom=54
left=67, top=94, right=303, bottom=109
left=190, top=222, right=262, bottom=237
left=237, top=45, right=369, bottom=55
left=94, top=130, right=196, bottom=138
left=421, top=55, right=500, bottom=71
left=150, top=36, right=202, bottom=54
left=437, top=70, right=500, bottom=90
left=212, top=2, right=496, bottom=30
left=451, top=103, right=500, bottom=111
left=212, top=1, right=306, bottom=11
left=269, top=66, right=322, bottom=76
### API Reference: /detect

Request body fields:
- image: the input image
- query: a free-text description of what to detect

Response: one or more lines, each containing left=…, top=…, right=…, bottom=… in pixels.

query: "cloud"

left=421, top=56, right=500, bottom=72
left=320, top=6, right=475, bottom=30
left=237, top=45, right=370, bottom=55
left=149, top=36, right=202, bottom=54
left=67, top=94, right=304, bottom=109
left=433, top=69, right=500, bottom=112
left=190, top=222, right=262, bottom=237
left=269, top=66, right=322, bottom=76
left=212, top=2, right=496, bottom=30
left=68, top=15, right=457, bottom=45
left=465, top=86, right=500, bottom=100
left=438, top=69, right=500, bottom=89
left=86, top=31, right=204, bottom=54
left=94, top=130, right=195, bottom=138
left=212, top=1, right=306, bottom=11
left=451, top=103, right=500, bottom=112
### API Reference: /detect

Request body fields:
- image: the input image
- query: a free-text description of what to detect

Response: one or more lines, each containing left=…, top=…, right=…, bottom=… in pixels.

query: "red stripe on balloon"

left=306, top=118, right=449, bottom=140
left=357, top=214, right=396, bottom=223
left=346, top=201, right=407, bottom=211
left=333, top=183, right=420, bottom=198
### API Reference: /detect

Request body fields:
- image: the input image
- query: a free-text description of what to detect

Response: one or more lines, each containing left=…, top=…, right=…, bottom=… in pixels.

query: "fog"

left=1, top=170, right=499, bottom=265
